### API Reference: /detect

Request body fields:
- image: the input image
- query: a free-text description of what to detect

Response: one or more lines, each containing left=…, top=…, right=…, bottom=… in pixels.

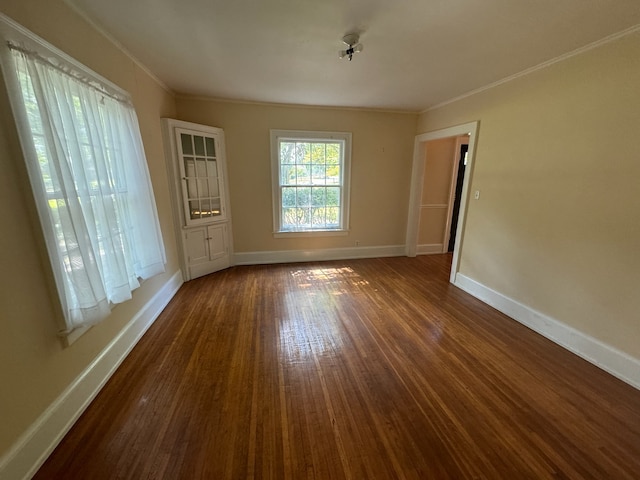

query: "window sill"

left=274, top=229, right=349, bottom=238
left=60, top=325, right=91, bottom=347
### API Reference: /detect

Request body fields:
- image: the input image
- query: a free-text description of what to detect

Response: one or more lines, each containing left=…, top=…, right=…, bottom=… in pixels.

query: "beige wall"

left=176, top=98, right=417, bottom=252
left=418, top=137, right=457, bottom=247
left=0, top=0, right=178, bottom=455
left=418, top=32, right=640, bottom=359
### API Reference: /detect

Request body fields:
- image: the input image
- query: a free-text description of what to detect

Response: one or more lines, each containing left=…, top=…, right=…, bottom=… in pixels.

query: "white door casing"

left=406, top=121, right=478, bottom=283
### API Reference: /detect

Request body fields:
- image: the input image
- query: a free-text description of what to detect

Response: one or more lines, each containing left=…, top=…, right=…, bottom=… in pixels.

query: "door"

left=448, top=143, right=468, bottom=252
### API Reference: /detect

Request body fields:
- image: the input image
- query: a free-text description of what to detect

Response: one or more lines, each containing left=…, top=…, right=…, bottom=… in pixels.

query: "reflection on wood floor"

left=35, top=254, right=640, bottom=479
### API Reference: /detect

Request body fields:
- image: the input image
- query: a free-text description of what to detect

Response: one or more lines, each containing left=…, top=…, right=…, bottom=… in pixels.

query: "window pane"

left=326, top=207, right=339, bottom=227
left=184, top=157, right=195, bottom=177
left=326, top=143, right=340, bottom=165
left=200, top=199, right=213, bottom=218
left=213, top=199, right=222, bottom=215
left=205, top=137, right=215, bottom=156
left=206, top=159, right=218, bottom=177
left=326, top=164, right=341, bottom=185
left=189, top=200, right=201, bottom=219
left=210, top=198, right=222, bottom=216
left=327, top=187, right=340, bottom=206
left=311, top=187, right=325, bottom=207
left=296, top=207, right=311, bottom=227
left=282, top=208, right=298, bottom=229
left=311, top=143, right=325, bottom=164
left=282, top=187, right=296, bottom=207
left=280, top=142, right=295, bottom=164
left=196, top=158, right=207, bottom=177
left=208, top=178, right=220, bottom=197
left=281, top=165, right=297, bottom=185
left=312, top=165, right=326, bottom=185
left=296, top=187, right=311, bottom=206
left=296, top=165, right=311, bottom=185
left=181, top=133, right=193, bottom=155
left=186, top=179, right=197, bottom=198
left=311, top=207, right=326, bottom=227
left=198, top=178, right=209, bottom=197
left=194, top=136, right=205, bottom=156
left=295, top=142, right=310, bottom=164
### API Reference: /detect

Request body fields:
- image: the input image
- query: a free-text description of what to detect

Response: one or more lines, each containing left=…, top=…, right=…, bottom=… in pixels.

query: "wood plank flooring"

left=34, top=254, right=640, bottom=479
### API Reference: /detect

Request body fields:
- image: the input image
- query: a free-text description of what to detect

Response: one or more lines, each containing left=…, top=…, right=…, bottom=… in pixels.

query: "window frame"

left=270, top=129, right=352, bottom=237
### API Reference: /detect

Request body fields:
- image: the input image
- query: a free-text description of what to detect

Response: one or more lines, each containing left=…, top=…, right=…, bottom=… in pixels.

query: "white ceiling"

left=66, top=0, right=640, bottom=112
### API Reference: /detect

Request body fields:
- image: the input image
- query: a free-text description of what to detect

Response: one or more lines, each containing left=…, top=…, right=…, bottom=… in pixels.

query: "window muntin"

left=271, top=130, right=351, bottom=234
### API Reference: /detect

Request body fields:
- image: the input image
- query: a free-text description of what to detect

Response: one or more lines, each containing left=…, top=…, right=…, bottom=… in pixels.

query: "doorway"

left=405, top=121, right=478, bottom=283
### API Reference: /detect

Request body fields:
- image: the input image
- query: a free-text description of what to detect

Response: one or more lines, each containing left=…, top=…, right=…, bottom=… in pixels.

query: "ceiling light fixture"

left=339, top=33, right=363, bottom=61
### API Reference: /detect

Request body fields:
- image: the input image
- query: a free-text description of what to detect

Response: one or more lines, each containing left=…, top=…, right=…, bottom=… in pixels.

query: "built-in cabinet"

left=184, top=224, right=229, bottom=279
left=163, top=119, right=233, bottom=280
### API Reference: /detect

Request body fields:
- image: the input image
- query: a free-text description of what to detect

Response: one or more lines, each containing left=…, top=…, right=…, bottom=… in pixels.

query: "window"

left=1, top=18, right=166, bottom=334
left=270, top=130, right=351, bottom=235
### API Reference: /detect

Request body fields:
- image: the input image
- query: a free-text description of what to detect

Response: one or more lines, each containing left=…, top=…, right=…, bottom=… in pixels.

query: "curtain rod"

left=7, top=41, right=133, bottom=107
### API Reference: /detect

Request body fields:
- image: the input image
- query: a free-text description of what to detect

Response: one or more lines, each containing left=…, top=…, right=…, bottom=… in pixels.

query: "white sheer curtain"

left=10, top=48, right=166, bottom=332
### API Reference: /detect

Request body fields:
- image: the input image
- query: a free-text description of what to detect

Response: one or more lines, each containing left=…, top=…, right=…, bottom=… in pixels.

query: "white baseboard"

left=233, top=244, right=405, bottom=265
left=454, top=273, right=640, bottom=390
left=417, top=243, right=444, bottom=255
left=0, top=270, right=184, bottom=480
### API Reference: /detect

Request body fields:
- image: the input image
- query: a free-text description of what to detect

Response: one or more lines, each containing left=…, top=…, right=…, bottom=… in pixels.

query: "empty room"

left=1, top=0, right=639, bottom=478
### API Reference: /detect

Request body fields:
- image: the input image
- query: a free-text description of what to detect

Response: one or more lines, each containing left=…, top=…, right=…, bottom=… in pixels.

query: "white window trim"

left=270, top=129, right=352, bottom=237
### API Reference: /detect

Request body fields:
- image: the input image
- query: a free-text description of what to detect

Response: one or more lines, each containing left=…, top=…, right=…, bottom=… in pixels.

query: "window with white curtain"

left=0, top=17, right=166, bottom=335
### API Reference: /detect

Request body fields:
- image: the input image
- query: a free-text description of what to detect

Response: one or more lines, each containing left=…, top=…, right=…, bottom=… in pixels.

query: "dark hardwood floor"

left=34, top=254, right=640, bottom=479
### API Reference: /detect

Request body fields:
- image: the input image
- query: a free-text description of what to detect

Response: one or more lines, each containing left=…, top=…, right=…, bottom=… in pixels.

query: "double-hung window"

left=270, top=130, right=351, bottom=235
left=0, top=16, right=166, bottom=335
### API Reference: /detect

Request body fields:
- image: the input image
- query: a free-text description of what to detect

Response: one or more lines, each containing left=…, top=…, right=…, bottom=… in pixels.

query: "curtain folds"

left=11, top=49, right=166, bottom=331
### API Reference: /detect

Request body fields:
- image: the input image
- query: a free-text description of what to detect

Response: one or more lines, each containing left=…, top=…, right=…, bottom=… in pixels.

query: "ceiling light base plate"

left=342, top=33, right=360, bottom=47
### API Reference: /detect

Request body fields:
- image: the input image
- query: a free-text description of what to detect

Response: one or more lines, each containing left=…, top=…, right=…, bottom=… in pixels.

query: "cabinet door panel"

left=185, top=228, right=209, bottom=265
left=208, top=224, right=227, bottom=260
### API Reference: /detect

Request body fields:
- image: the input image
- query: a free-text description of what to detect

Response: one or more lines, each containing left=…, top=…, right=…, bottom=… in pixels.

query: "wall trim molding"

left=174, top=93, right=419, bottom=115
left=0, top=270, right=184, bottom=480
left=234, top=245, right=405, bottom=265
left=59, top=2, right=173, bottom=94
left=416, top=244, right=444, bottom=255
left=422, top=24, right=640, bottom=113
left=420, top=204, right=448, bottom=209
left=454, top=273, right=640, bottom=391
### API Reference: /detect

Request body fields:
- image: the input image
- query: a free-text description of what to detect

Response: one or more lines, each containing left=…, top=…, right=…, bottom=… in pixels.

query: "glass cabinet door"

left=176, top=128, right=225, bottom=225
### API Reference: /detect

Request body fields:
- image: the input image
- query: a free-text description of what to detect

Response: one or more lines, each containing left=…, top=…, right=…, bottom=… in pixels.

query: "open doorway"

left=405, top=121, right=478, bottom=284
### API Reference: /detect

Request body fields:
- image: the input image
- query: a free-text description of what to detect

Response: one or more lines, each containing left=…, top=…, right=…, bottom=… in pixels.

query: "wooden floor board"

left=34, top=254, right=640, bottom=479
